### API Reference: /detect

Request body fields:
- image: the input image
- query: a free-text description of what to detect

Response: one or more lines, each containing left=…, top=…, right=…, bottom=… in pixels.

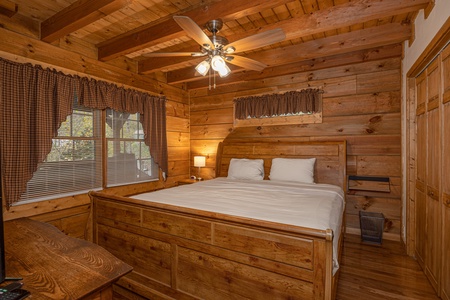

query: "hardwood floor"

left=336, top=234, right=439, bottom=300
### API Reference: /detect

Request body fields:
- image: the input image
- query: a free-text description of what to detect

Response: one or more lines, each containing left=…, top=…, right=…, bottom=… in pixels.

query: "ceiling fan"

left=143, top=16, right=286, bottom=79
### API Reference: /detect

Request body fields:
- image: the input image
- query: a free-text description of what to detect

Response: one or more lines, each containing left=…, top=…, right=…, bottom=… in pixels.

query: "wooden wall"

left=189, top=44, right=402, bottom=241
left=1, top=15, right=403, bottom=241
left=0, top=27, right=190, bottom=239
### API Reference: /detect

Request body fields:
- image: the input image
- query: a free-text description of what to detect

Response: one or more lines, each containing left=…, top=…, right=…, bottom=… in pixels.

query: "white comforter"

left=131, top=177, right=345, bottom=274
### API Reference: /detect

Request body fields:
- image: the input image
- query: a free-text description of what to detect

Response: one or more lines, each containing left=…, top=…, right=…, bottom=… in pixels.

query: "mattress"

left=131, top=177, right=345, bottom=274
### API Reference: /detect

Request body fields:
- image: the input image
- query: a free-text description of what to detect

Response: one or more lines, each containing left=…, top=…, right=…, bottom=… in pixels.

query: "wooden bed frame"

left=90, top=140, right=346, bottom=300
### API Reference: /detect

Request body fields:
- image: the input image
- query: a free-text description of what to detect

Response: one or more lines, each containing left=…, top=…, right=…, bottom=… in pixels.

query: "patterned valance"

left=234, top=89, right=323, bottom=120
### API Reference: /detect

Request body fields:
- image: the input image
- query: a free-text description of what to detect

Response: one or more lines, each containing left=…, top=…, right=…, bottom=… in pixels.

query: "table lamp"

left=193, top=156, right=206, bottom=181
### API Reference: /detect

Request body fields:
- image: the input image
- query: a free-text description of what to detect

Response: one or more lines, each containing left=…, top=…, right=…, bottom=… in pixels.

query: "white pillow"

left=227, top=158, right=264, bottom=180
left=269, top=158, right=316, bottom=183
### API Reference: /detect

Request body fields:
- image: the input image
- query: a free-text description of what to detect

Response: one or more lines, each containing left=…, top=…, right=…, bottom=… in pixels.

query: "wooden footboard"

left=91, top=191, right=340, bottom=300
left=91, top=140, right=346, bottom=299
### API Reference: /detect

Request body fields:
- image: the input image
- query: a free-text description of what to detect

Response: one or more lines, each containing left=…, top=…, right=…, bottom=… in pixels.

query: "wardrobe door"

left=415, top=71, right=427, bottom=268
left=441, top=44, right=450, bottom=300
left=425, top=59, right=441, bottom=292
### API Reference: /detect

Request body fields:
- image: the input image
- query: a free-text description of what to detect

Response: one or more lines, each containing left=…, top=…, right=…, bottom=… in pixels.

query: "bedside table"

left=177, top=178, right=199, bottom=185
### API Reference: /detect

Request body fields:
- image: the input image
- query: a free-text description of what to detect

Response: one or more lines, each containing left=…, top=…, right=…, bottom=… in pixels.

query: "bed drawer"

left=142, top=209, right=212, bottom=243
left=95, top=199, right=141, bottom=227
left=177, top=246, right=315, bottom=299
left=213, top=223, right=314, bottom=270
left=96, top=224, right=172, bottom=286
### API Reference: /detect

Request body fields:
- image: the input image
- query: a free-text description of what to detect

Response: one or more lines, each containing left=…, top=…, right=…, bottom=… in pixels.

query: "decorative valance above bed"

left=234, top=89, right=323, bottom=120
left=233, top=89, right=323, bottom=127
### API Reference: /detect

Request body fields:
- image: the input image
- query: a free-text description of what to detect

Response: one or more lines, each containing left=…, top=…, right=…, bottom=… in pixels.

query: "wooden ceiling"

left=0, top=0, right=431, bottom=91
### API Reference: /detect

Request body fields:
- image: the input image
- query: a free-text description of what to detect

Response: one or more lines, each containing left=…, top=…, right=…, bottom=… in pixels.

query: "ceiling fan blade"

left=174, top=16, right=214, bottom=50
left=143, top=52, right=205, bottom=57
left=224, top=28, right=285, bottom=53
left=226, top=55, right=267, bottom=72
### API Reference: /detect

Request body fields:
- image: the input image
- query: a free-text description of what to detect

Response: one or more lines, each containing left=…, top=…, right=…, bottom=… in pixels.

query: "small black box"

left=359, top=211, right=385, bottom=245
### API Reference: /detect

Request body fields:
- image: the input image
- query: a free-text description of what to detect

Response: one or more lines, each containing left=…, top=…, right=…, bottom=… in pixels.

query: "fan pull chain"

left=208, top=68, right=213, bottom=90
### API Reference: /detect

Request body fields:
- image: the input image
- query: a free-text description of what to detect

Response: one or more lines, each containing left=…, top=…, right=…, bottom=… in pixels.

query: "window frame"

left=18, top=105, right=160, bottom=205
left=20, top=102, right=103, bottom=204
left=105, top=108, right=159, bottom=188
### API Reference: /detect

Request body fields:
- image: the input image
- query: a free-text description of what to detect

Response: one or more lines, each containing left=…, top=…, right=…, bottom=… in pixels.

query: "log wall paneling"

left=188, top=46, right=402, bottom=240
left=3, top=194, right=92, bottom=239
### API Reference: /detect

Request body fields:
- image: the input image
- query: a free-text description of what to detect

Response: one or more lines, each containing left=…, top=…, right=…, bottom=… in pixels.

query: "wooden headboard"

left=215, top=140, right=347, bottom=191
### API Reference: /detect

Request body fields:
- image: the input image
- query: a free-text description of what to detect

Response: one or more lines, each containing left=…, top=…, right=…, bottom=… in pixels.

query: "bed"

left=90, top=140, right=347, bottom=300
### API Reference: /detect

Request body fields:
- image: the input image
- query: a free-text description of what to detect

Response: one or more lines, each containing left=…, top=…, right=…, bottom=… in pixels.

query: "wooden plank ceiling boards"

left=3, top=0, right=430, bottom=89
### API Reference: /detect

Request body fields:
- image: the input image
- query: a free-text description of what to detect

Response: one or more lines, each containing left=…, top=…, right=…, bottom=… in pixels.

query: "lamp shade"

left=211, top=56, right=231, bottom=77
left=195, top=60, right=210, bottom=76
left=217, top=63, right=231, bottom=77
left=194, top=156, right=206, bottom=167
left=211, top=55, right=225, bottom=71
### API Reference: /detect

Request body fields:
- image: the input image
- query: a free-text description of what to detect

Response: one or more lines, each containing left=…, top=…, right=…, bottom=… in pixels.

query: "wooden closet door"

left=425, top=59, right=441, bottom=292
left=441, top=44, right=450, bottom=300
left=415, top=71, right=427, bottom=268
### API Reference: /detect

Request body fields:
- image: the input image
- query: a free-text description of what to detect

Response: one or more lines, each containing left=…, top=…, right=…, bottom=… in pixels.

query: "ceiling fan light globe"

left=217, top=63, right=231, bottom=78
left=211, top=55, right=225, bottom=71
left=224, top=46, right=236, bottom=54
left=195, top=60, right=210, bottom=76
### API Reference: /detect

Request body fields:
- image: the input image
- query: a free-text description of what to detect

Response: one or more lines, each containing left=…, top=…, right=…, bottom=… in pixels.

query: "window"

left=106, top=109, right=159, bottom=187
left=21, top=103, right=102, bottom=202
left=20, top=106, right=159, bottom=203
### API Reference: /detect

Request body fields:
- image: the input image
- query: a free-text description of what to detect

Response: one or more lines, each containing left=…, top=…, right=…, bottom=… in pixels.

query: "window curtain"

left=77, top=77, right=168, bottom=181
left=0, top=58, right=167, bottom=208
left=234, top=89, right=323, bottom=120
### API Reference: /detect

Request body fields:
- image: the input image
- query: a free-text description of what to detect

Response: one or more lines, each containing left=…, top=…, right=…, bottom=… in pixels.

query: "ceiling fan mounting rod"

left=205, top=19, right=223, bottom=34
left=210, top=35, right=228, bottom=48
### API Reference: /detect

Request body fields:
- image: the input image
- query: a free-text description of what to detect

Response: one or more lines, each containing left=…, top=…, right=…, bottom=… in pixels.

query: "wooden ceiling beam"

left=97, top=0, right=295, bottom=61
left=0, top=0, right=18, bottom=18
left=0, top=0, right=17, bottom=17
left=138, top=0, right=428, bottom=74
left=40, top=0, right=130, bottom=43
left=139, top=49, right=202, bottom=73
left=166, top=23, right=410, bottom=87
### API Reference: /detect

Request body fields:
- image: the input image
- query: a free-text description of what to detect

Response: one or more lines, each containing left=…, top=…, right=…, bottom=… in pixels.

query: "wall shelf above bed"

left=347, top=175, right=390, bottom=193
